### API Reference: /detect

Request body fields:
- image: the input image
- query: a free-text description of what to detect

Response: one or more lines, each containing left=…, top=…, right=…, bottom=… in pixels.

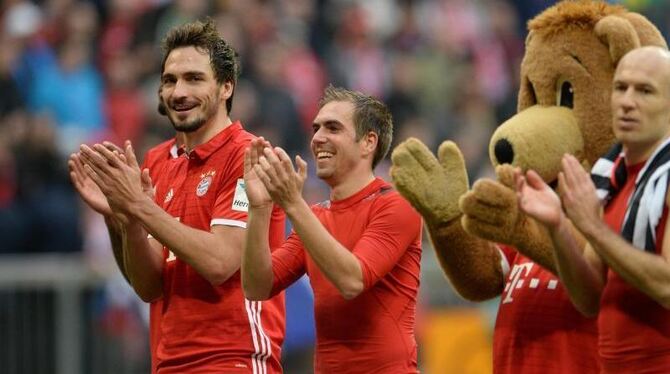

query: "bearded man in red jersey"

left=77, top=19, right=286, bottom=373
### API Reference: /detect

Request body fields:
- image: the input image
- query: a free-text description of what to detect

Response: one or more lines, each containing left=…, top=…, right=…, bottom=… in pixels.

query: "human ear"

left=219, top=81, right=234, bottom=101
left=363, top=131, right=378, bottom=156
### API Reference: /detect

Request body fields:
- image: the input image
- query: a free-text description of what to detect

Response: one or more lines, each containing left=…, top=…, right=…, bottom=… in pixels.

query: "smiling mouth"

left=172, top=103, right=198, bottom=112
left=316, top=151, right=334, bottom=160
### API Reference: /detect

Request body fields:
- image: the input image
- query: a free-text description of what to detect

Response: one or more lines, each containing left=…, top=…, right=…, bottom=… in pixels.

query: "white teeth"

left=317, top=151, right=333, bottom=159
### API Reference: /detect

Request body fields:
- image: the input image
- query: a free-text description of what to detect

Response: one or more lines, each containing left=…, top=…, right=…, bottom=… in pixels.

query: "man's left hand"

left=255, top=146, right=307, bottom=210
left=558, top=154, right=602, bottom=235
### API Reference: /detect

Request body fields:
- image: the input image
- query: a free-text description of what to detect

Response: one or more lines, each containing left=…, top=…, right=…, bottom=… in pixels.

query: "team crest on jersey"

left=164, top=188, right=174, bottom=204
left=197, top=170, right=216, bottom=197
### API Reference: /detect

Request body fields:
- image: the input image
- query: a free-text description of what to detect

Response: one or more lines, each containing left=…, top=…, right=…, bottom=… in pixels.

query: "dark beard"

left=166, top=99, right=218, bottom=133
left=170, top=116, right=206, bottom=133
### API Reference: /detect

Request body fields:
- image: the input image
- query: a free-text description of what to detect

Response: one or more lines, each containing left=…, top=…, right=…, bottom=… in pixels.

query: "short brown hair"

left=161, top=18, right=240, bottom=113
left=319, top=85, right=393, bottom=169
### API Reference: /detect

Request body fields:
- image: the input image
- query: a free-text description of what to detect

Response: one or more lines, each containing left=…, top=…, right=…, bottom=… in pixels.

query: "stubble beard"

left=168, top=103, right=218, bottom=133
left=170, top=116, right=207, bottom=133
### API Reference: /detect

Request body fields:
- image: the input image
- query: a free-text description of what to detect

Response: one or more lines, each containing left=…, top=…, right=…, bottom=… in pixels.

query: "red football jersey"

left=493, top=246, right=599, bottom=374
left=600, top=161, right=670, bottom=373
left=140, top=137, right=178, bottom=374
left=150, top=122, right=286, bottom=373
left=270, top=178, right=422, bottom=373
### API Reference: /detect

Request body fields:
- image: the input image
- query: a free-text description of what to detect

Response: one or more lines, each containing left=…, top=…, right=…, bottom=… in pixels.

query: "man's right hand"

left=515, top=168, right=563, bottom=230
left=70, top=152, right=114, bottom=216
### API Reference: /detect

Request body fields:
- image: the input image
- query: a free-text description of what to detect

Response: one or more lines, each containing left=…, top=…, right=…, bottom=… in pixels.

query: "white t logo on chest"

left=502, top=262, right=559, bottom=304
left=502, top=262, right=533, bottom=304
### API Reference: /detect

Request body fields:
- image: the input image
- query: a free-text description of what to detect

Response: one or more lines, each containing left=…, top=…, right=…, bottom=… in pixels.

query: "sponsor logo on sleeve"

left=232, top=178, right=249, bottom=212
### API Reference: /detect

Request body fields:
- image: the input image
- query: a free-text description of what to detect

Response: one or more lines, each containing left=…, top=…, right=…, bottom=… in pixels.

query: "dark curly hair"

left=161, top=18, right=240, bottom=113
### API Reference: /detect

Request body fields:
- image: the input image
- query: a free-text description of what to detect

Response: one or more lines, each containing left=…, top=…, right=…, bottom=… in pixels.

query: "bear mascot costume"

left=391, top=1, right=666, bottom=373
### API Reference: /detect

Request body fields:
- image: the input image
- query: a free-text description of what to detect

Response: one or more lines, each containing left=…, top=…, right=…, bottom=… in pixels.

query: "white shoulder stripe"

left=210, top=219, right=247, bottom=228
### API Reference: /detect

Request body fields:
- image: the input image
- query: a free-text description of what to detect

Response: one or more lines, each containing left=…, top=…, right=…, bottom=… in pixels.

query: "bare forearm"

left=582, top=222, right=670, bottom=308
left=549, top=218, right=604, bottom=316
left=286, top=199, right=364, bottom=299
left=124, top=221, right=164, bottom=302
left=129, top=196, right=240, bottom=285
left=427, top=219, right=504, bottom=301
left=104, top=216, right=130, bottom=283
left=242, top=207, right=275, bottom=300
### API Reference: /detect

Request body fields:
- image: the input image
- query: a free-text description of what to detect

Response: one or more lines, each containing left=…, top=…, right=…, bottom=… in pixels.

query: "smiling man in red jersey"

left=242, top=85, right=423, bottom=374
left=77, top=19, right=286, bottom=373
left=517, top=46, right=670, bottom=373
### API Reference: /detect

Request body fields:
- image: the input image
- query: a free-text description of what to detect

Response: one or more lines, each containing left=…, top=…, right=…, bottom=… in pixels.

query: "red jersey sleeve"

left=268, top=205, right=286, bottom=249
left=352, top=193, right=422, bottom=290
left=141, top=139, right=177, bottom=194
left=269, top=231, right=306, bottom=296
left=211, top=150, right=248, bottom=228
left=497, top=244, right=517, bottom=278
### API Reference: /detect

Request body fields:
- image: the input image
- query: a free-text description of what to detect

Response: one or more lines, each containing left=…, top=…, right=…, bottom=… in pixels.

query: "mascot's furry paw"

left=459, top=164, right=525, bottom=246
left=391, top=138, right=468, bottom=226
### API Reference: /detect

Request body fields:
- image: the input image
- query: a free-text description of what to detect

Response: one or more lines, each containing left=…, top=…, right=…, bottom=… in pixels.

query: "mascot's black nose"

left=494, top=138, right=514, bottom=165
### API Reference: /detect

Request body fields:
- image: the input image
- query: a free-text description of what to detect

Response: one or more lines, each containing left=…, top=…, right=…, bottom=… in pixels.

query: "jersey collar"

left=329, top=177, right=387, bottom=210
left=179, top=121, right=243, bottom=161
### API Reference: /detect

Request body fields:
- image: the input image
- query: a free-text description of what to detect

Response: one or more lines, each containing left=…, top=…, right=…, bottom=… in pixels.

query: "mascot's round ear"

left=595, top=15, right=640, bottom=66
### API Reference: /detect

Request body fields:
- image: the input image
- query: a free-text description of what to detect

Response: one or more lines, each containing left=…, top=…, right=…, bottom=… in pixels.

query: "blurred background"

left=0, top=0, right=668, bottom=373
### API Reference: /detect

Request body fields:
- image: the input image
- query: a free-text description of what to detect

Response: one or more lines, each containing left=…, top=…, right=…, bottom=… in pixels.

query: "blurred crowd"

left=1, top=0, right=670, bottom=275
left=2, top=0, right=670, bottom=372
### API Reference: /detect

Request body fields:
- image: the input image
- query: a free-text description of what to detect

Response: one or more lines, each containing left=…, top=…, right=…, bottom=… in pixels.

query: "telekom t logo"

left=502, top=262, right=534, bottom=304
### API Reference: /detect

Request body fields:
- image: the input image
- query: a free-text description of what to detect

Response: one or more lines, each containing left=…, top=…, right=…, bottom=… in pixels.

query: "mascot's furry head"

left=490, top=1, right=667, bottom=184
left=390, top=0, right=667, bottom=301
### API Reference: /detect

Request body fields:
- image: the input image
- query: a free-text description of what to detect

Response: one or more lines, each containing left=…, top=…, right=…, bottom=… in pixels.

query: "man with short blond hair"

left=242, top=86, right=422, bottom=373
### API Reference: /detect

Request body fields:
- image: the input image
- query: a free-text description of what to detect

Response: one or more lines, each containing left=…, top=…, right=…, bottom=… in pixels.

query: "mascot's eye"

left=559, top=81, right=574, bottom=109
